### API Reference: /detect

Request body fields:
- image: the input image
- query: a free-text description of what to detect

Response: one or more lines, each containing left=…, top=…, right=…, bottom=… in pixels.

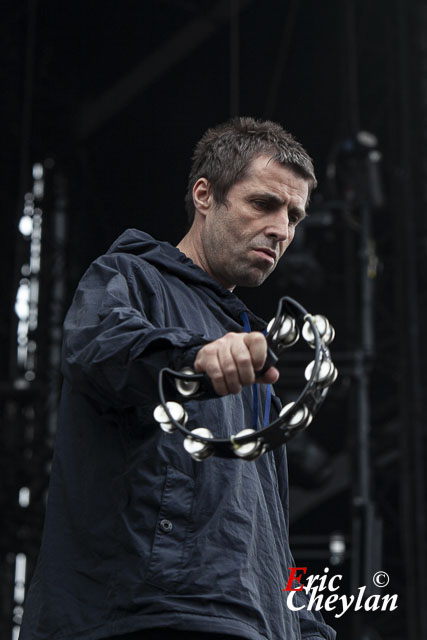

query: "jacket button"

left=159, top=519, right=173, bottom=533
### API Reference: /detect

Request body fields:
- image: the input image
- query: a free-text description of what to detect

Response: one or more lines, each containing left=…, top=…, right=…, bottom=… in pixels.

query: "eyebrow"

left=248, top=192, right=307, bottom=220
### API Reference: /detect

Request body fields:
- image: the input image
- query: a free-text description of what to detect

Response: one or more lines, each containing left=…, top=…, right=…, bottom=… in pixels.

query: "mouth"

left=252, top=248, right=276, bottom=265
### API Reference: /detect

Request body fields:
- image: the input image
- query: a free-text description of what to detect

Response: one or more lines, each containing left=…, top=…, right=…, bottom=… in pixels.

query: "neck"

left=177, top=221, right=236, bottom=292
left=177, top=226, right=204, bottom=271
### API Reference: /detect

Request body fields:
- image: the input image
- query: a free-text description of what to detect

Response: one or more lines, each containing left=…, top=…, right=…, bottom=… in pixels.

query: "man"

left=20, top=117, right=335, bottom=640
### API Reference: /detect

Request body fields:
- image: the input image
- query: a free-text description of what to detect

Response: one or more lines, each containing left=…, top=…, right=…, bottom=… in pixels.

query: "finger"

left=230, top=339, right=255, bottom=386
left=195, top=342, right=239, bottom=396
left=203, top=354, right=230, bottom=396
left=244, top=332, right=268, bottom=372
left=256, top=366, right=280, bottom=385
left=218, top=342, right=243, bottom=394
left=194, top=345, right=227, bottom=396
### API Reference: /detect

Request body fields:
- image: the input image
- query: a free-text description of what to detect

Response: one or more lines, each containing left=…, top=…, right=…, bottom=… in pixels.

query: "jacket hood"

left=107, top=228, right=267, bottom=330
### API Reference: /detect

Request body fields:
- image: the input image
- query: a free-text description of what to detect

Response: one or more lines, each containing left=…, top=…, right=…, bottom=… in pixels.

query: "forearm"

left=61, top=257, right=208, bottom=409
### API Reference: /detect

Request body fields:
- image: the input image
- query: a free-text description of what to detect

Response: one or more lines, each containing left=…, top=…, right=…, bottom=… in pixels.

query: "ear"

left=193, top=178, right=213, bottom=217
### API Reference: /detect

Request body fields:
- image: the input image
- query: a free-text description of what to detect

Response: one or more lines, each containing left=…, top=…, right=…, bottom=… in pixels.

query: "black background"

left=1, top=1, right=426, bottom=638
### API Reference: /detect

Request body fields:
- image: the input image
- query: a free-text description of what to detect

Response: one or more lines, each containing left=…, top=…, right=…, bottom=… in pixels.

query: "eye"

left=289, top=210, right=304, bottom=226
left=253, top=199, right=268, bottom=210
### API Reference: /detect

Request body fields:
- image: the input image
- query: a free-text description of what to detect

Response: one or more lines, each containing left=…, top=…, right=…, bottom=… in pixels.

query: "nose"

left=265, top=210, right=290, bottom=243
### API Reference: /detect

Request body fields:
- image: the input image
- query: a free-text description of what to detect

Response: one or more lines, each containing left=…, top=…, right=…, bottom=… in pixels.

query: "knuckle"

left=253, top=331, right=266, bottom=344
left=197, top=346, right=212, bottom=363
left=209, top=369, right=223, bottom=382
left=223, top=363, right=236, bottom=376
left=235, top=352, right=251, bottom=367
left=246, top=332, right=265, bottom=349
left=221, top=332, right=237, bottom=342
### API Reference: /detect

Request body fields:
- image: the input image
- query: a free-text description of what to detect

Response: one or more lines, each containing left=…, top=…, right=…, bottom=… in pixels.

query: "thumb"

left=257, top=366, right=280, bottom=385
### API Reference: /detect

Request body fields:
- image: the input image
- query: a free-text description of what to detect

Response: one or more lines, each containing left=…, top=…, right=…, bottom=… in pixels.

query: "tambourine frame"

left=155, top=296, right=336, bottom=460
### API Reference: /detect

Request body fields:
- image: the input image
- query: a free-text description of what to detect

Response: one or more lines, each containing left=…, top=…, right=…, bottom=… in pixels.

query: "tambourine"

left=153, top=297, right=337, bottom=461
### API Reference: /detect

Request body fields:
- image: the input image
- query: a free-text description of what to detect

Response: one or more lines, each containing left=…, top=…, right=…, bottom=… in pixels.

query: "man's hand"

left=194, top=331, right=279, bottom=396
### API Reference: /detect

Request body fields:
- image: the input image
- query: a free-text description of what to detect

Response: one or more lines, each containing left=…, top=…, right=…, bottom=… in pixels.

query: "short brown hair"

left=185, top=116, right=317, bottom=223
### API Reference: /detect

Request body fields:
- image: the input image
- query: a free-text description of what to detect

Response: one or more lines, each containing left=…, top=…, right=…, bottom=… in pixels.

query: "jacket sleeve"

left=61, top=254, right=208, bottom=409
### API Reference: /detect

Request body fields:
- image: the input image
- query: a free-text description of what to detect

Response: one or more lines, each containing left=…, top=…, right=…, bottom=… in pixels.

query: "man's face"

left=200, top=155, right=309, bottom=289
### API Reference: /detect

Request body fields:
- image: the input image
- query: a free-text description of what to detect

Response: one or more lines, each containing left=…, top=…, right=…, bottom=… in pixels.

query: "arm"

left=61, top=254, right=208, bottom=409
left=62, top=253, right=278, bottom=410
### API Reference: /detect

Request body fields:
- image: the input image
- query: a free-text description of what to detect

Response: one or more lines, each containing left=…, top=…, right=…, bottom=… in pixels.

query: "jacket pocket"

left=146, top=464, right=194, bottom=591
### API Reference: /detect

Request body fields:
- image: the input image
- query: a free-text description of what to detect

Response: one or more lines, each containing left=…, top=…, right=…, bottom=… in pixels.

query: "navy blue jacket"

left=20, top=230, right=335, bottom=640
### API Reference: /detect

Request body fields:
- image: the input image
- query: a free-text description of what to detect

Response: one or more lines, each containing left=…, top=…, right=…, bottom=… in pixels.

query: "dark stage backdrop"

left=1, top=1, right=426, bottom=639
